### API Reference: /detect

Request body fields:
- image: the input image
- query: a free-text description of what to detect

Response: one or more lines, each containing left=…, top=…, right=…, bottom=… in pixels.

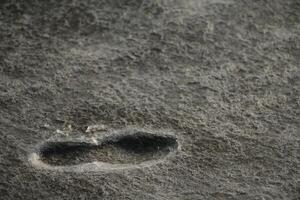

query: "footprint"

left=30, top=129, right=179, bottom=172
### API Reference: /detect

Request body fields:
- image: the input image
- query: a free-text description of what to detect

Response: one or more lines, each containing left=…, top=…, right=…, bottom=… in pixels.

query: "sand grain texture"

left=0, top=0, right=299, bottom=199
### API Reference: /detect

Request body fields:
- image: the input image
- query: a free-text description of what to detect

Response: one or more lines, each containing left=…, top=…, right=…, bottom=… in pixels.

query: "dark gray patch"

left=38, top=132, right=178, bottom=166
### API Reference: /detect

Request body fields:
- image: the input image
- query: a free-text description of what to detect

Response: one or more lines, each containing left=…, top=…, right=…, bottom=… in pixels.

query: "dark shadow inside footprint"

left=39, top=132, right=178, bottom=166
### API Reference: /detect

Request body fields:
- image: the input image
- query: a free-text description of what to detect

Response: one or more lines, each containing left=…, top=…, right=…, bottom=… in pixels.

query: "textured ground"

left=0, top=0, right=300, bottom=199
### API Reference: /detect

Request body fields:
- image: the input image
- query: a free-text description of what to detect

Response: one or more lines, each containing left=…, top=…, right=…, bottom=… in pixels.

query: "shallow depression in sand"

left=30, top=130, right=179, bottom=171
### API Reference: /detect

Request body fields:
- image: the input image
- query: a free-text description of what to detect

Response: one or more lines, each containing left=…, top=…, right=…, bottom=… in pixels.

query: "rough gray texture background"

left=0, top=0, right=300, bottom=199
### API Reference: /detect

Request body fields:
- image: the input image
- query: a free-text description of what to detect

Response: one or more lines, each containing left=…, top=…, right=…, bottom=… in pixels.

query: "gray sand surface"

left=0, top=0, right=299, bottom=199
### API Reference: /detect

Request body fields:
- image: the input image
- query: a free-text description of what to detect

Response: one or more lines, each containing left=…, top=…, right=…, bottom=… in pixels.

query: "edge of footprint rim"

left=29, top=128, right=181, bottom=173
